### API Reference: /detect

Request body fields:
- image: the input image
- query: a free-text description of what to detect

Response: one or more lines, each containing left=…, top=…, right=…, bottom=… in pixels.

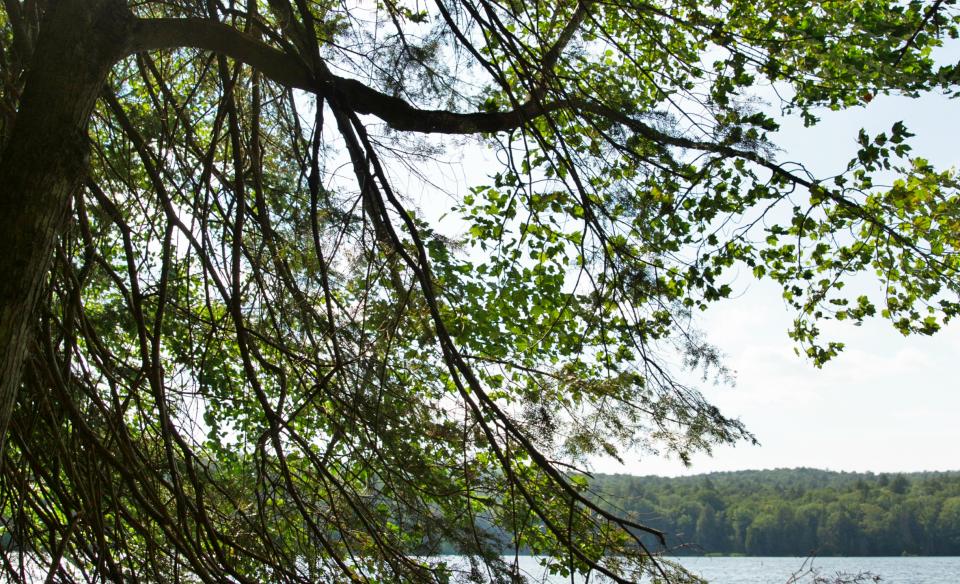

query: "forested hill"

left=589, top=469, right=960, bottom=556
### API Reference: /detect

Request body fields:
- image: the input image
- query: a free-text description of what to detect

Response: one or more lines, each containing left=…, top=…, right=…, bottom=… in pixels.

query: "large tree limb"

left=131, top=18, right=315, bottom=90
left=131, top=18, right=551, bottom=134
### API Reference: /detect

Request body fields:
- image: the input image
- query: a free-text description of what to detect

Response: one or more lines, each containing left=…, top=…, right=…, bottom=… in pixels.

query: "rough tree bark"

left=0, top=0, right=135, bottom=459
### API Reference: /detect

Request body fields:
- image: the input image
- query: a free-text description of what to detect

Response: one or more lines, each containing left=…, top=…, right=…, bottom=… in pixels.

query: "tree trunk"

left=0, top=0, right=133, bottom=460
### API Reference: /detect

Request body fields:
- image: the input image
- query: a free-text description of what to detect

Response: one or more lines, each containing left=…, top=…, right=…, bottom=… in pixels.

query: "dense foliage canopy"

left=0, top=0, right=958, bottom=582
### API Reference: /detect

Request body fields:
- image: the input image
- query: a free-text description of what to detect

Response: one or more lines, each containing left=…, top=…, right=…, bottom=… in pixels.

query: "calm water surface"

left=498, top=555, right=960, bottom=583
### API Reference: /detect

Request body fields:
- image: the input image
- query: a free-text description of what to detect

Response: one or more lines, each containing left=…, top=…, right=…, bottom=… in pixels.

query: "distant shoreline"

left=581, top=469, right=960, bottom=557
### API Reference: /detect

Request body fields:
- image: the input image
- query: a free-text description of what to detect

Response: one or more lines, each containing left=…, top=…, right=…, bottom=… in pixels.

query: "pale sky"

left=592, top=91, right=960, bottom=477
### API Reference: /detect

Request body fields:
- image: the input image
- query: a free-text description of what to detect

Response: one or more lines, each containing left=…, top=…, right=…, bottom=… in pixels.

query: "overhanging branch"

left=128, top=15, right=833, bottom=181
left=131, top=18, right=315, bottom=90
left=130, top=17, right=553, bottom=134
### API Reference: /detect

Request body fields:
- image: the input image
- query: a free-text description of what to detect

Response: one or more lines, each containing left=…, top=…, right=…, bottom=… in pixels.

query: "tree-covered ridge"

left=591, top=468, right=960, bottom=556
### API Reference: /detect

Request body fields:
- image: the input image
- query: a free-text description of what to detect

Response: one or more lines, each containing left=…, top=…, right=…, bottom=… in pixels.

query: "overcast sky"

left=591, top=91, right=960, bottom=477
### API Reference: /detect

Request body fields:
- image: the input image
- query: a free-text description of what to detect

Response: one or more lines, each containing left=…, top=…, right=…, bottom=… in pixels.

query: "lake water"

left=6, top=554, right=958, bottom=582
left=495, top=555, right=960, bottom=583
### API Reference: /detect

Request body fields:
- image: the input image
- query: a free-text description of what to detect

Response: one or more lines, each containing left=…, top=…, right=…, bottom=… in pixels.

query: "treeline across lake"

left=589, top=468, right=960, bottom=556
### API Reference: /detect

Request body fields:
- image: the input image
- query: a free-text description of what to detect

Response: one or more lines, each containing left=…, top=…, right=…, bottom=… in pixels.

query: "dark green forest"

left=589, top=468, right=960, bottom=557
